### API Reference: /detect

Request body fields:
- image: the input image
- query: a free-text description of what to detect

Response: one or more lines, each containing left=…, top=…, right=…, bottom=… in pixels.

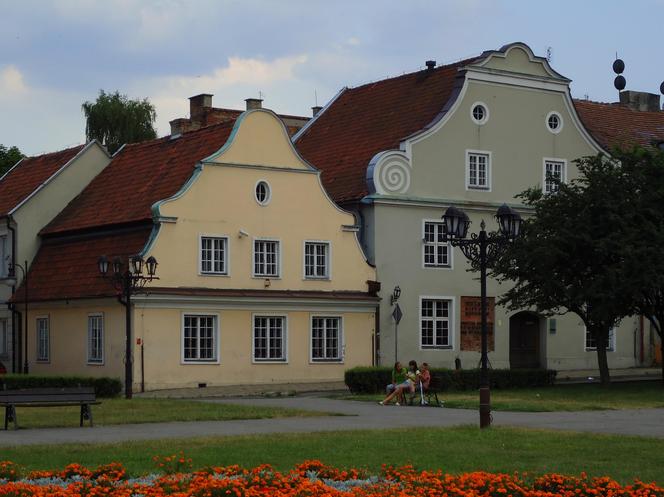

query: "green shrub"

left=0, top=374, right=122, bottom=397
left=344, top=366, right=556, bottom=393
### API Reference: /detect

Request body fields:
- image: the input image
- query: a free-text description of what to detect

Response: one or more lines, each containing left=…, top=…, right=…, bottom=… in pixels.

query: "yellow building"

left=19, top=108, right=378, bottom=391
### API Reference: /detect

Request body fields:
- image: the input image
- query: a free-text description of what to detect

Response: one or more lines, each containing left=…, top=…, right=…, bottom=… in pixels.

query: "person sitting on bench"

left=384, top=361, right=407, bottom=396
left=380, top=360, right=418, bottom=406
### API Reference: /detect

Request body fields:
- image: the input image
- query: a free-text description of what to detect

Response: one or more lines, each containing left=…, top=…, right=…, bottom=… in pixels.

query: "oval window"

left=255, top=181, right=271, bottom=205
left=470, top=102, right=489, bottom=125
left=546, top=112, right=563, bottom=133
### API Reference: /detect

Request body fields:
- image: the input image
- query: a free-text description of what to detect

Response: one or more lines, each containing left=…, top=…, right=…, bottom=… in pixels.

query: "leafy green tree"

left=493, top=154, right=639, bottom=385
left=616, top=147, right=664, bottom=385
left=82, top=90, right=157, bottom=154
left=0, top=144, right=24, bottom=176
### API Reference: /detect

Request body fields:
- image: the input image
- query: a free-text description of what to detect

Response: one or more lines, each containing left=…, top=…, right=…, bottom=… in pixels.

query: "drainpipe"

left=6, top=217, right=19, bottom=373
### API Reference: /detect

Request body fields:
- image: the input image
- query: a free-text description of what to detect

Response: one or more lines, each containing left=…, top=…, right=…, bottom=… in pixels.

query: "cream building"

left=296, top=42, right=656, bottom=372
left=21, top=109, right=377, bottom=390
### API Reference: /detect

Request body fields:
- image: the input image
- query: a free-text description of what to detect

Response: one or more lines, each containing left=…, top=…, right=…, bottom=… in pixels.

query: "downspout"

left=6, top=217, right=18, bottom=373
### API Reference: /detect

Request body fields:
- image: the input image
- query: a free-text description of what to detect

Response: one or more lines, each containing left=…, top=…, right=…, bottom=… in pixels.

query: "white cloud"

left=0, top=65, right=28, bottom=94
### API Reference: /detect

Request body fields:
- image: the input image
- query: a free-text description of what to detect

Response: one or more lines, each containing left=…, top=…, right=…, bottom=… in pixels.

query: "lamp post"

left=390, top=286, right=402, bottom=361
left=7, top=261, right=29, bottom=374
left=441, top=203, right=522, bottom=428
left=98, top=254, right=158, bottom=399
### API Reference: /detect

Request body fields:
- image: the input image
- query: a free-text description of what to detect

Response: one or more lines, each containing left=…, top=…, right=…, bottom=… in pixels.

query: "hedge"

left=344, top=366, right=557, bottom=394
left=0, top=374, right=122, bottom=397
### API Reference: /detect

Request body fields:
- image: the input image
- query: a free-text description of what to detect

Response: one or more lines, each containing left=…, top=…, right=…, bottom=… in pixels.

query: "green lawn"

left=3, top=426, right=663, bottom=484
left=337, top=381, right=664, bottom=411
left=9, top=398, right=327, bottom=429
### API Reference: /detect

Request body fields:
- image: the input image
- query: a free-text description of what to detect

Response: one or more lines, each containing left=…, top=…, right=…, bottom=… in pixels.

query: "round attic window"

left=546, top=112, right=563, bottom=134
left=470, top=102, right=489, bottom=125
left=255, top=181, right=271, bottom=205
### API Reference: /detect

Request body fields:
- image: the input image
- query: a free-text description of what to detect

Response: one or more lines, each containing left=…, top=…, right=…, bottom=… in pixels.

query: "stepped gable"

left=574, top=99, right=664, bottom=150
left=294, top=57, right=479, bottom=204
left=42, top=121, right=236, bottom=236
left=0, top=144, right=84, bottom=216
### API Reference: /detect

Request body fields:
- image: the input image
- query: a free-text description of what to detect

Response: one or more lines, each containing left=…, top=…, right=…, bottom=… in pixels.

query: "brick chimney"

left=311, top=106, right=323, bottom=117
left=245, top=98, right=263, bottom=110
left=169, top=118, right=189, bottom=136
left=619, top=91, right=661, bottom=112
left=189, top=94, right=213, bottom=118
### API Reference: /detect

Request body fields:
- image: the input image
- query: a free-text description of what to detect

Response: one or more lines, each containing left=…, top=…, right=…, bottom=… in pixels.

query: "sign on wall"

left=460, top=296, right=495, bottom=351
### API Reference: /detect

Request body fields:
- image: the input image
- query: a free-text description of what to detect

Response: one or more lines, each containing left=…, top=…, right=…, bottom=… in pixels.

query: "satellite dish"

left=660, top=81, right=664, bottom=95
left=612, top=59, right=625, bottom=74
left=614, top=75, right=626, bottom=91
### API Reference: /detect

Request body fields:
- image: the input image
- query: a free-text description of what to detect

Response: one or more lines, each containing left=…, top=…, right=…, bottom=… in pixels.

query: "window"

left=87, top=314, right=104, bottom=364
left=544, top=159, right=566, bottom=194
left=585, top=327, right=616, bottom=352
left=311, top=317, right=342, bottom=362
left=200, top=236, right=228, bottom=275
left=254, top=239, right=280, bottom=277
left=36, top=317, right=49, bottom=362
left=304, top=241, right=330, bottom=279
left=183, top=314, right=218, bottom=362
left=421, top=298, right=452, bottom=348
left=470, top=102, right=489, bottom=125
left=423, top=221, right=450, bottom=268
left=546, top=111, right=563, bottom=133
left=253, top=316, right=286, bottom=362
left=0, top=319, right=7, bottom=358
left=255, top=181, right=271, bottom=205
left=466, top=151, right=491, bottom=190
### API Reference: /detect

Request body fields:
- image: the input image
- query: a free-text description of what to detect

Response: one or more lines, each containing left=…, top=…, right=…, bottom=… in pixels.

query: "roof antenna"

left=315, top=89, right=318, bottom=107
left=612, top=54, right=626, bottom=98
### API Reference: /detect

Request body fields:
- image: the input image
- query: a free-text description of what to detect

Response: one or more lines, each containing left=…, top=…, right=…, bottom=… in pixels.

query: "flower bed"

left=0, top=459, right=662, bottom=496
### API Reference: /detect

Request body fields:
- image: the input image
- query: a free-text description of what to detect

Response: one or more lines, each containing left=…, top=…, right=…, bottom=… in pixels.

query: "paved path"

left=1, top=397, right=663, bottom=447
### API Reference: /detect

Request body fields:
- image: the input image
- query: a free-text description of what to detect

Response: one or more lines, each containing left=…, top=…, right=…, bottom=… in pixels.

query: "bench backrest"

left=0, top=387, right=96, bottom=403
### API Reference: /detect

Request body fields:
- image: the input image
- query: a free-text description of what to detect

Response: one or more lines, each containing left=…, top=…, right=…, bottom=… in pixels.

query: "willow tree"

left=82, top=90, right=157, bottom=154
left=493, top=154, right=639, bottom=385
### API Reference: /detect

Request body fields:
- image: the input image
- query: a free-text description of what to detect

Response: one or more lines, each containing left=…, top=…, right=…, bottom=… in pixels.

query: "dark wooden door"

left=509, top=312, right=540, bottom=369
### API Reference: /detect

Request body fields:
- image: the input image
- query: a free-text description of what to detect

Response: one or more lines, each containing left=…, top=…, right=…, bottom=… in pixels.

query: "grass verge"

left=336, top=381, right=664, bottom=411
left=2, top=426, right=662, bottom=484
left=10, top=398, right=327, bottom=428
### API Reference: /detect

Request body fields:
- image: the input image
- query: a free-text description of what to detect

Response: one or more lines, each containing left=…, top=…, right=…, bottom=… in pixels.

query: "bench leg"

left=5, top=405, right=17, bottom=430
left=80, top=404, right=93, bottom=427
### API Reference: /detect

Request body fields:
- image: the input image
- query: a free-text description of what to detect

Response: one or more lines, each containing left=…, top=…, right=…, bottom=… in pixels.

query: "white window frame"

left=87, top=313, right=104, bottom=365
left=465, top=150, right=492, bottom=191
left=419, top=296, right=455, bottom=350
left=546, top=111, right=564, bottom=134
left=252, top=238, right=281, bottom=278
left=422, top=219, right=452, bottom=269
left=199, top=235, right=230, bottom=276
left=309, top=315, right=344, bottom=363
left=252, top=313, right=288, bottom=363
left=470, top=101, right=489, bottom=125
left=181, top=312, right=220, bottom=364
left=584, top=326, right=616, bottom=352
left=254, top=179, right=272, bottom=206
left=303, top=240, right=331, bottom=280
left=0, top=318, right=7, bottom=358
left=543, top=158, right=567, bottom=194
left=36, top=315, right=50, bottom=363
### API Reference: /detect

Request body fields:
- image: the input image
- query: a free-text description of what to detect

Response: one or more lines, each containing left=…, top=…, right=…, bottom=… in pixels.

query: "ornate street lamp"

left=6, top=261, right=29, bottom=374
left=442, top=203, right=522, bottom=428
left=98, top=254, right=158, bottom=399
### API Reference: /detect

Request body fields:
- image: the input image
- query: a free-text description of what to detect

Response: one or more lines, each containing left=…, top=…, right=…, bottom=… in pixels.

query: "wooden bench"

left=405, top=376, right=444, bottom=407
left=0, top=387, right=100, bottom=429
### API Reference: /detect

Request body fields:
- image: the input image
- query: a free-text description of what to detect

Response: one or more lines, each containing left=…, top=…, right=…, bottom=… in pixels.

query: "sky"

left=1, top=0, right=663, bottom=156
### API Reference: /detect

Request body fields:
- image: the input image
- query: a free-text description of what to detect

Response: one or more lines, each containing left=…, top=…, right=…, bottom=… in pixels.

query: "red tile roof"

left=42, top=121, right=236, bottom=235
left=295, top=58, right=477, bottom=204
left=0, top=145, right=84, bottom=216
left=574, top=100, right=664, bottom=151
left=13, top=226, right=153, bottom=302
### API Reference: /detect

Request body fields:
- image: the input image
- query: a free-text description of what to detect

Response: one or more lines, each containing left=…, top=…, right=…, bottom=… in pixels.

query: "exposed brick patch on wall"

left=460, top=296, right=495, bottom=351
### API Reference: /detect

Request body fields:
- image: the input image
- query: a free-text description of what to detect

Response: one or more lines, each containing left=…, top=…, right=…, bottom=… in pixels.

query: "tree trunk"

left=594, top=327, right=611, bottom=386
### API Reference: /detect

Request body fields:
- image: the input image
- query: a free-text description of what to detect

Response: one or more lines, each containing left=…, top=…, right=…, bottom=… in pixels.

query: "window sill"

left=182, top=360, right=220, bottom=364
left=199, top=272, right=229, bottom=277
left=311, top=359, right=343, bottom=364
left=304, top=276, right=331, bottom=281
left=86, top=361, right=105, bottom=366
left=253, top=359, right=288, bottom=364
left=420, top=346, right=453, bottom=350
left=423, top=265, right=452, bottom=270
left=467, top=186, right=490, bottom=191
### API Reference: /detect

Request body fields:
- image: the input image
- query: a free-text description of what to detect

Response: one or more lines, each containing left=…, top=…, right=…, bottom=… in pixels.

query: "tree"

left=0, top=144, right=24, bottom=176
left=82, top=90, right=157, bottom=154
left=493, top=154, right=640, bottom=385
left=615, top=147, right=664, bottom=385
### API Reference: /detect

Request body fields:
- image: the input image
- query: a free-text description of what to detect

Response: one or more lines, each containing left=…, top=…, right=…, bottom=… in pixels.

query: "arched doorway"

left=509, top=311, right=541, bottom=369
